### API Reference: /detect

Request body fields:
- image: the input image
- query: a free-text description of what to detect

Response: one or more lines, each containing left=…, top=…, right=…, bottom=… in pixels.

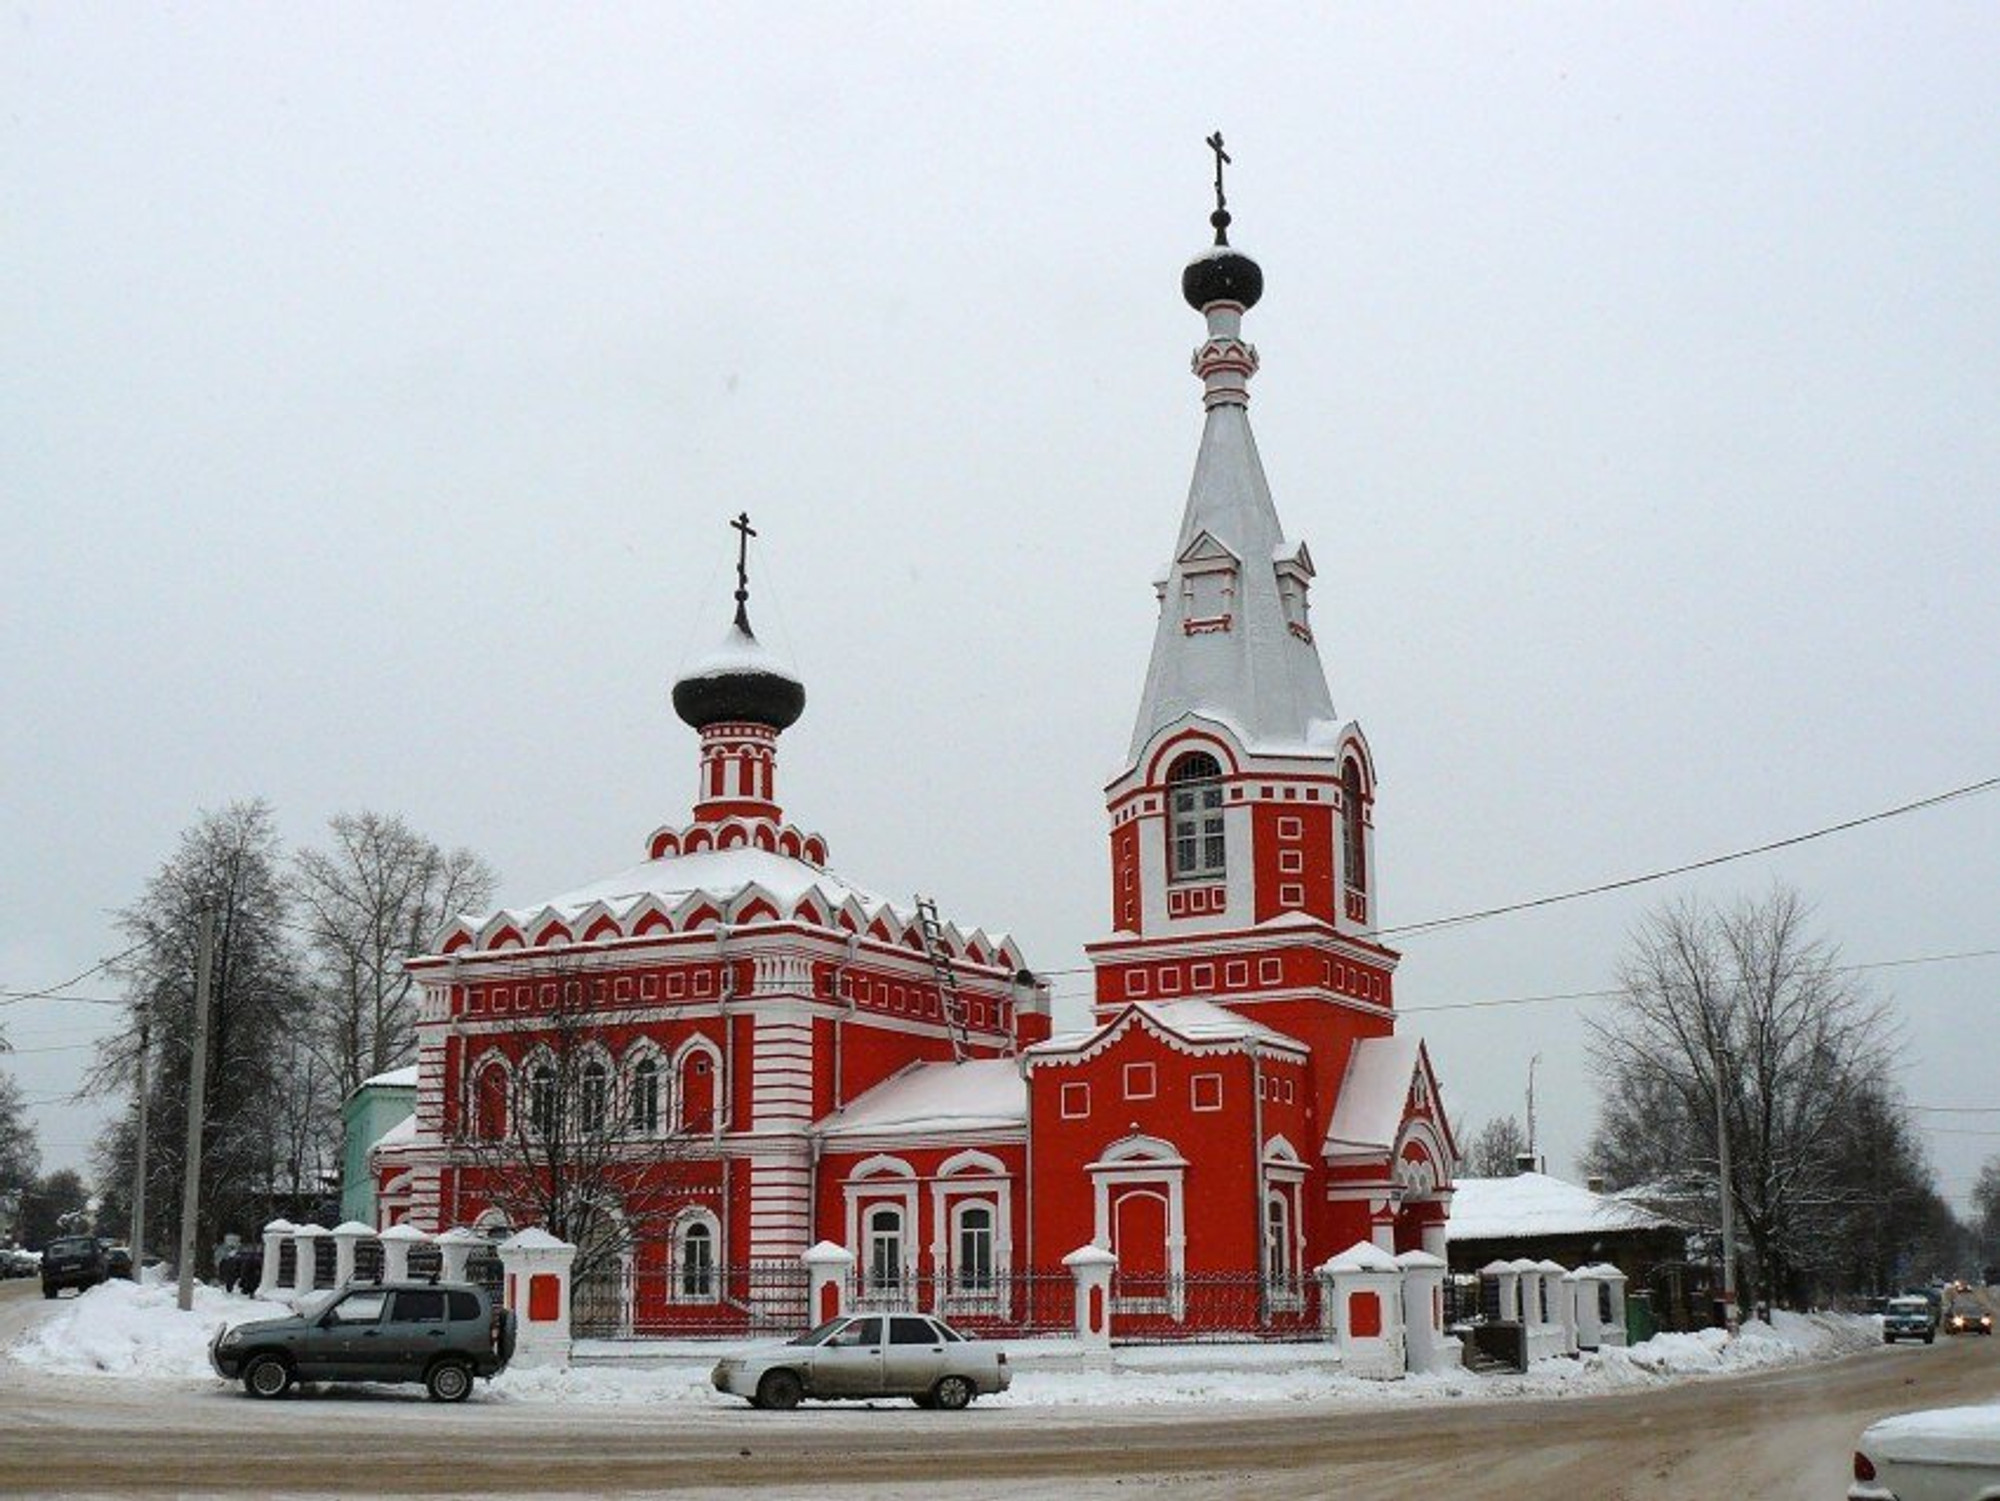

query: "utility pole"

left=1711, top=1034, right=1740, bottom=1336
left=128, top=1006, right=150, bottom=1282
left=1525, top=1053, right=1542, bottom=1172
left=175, top=909, right=214, bottom=1313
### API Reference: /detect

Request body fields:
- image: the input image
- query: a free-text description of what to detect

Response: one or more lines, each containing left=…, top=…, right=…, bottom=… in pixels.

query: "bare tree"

left=90, top=800, right=306, bottom=1259
left=1584, top=887, right=1903, bottom=1308
left=445, top=967, right=707, bottom=1284
left=0, top=1073, right=40, bottom=1243
left=1974, top=1157, right=2000, bottom=1270
left=292, top=812, right=496, bottom=1099
left=1461, top=1115, right=1529, bottom=1178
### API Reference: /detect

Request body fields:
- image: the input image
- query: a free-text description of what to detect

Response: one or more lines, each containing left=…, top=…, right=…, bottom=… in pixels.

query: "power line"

left=1377, top=774, right=1999, bottom=939
left=0, top=938, right=149, bottom=1007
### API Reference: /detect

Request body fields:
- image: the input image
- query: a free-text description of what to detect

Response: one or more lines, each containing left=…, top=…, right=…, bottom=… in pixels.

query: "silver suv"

left=210, top=1281, right=516, bottom=1402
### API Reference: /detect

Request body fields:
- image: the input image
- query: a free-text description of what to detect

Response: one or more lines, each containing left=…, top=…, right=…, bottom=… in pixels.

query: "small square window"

left=1191, top=1074, right=1223, bottom=1112
left=693, top=970, right=714, bottom=996
left=1159, top=967, right=1183, bottom=995
left=639, top=975, right=658, bottom=1000
left=1191, top=963, right=1215, bottom=990
left=1278, top=816, right=1303, bottom=839
left=1259, top=957, right=1282, bottom=984
left=1279, top=850, right=1304, bottom=874
left=1279, top=883, right=1305, bottom=907
left=1305, top=788, right=1320, bottom=801
left=539, top=983, right=557, bottom=1007
left=614, top=977, right=634, bottom=1000
left=1282, top=1078, right=1295, bottom=1103
left=1128, top=970, right=1150, bottom=997
left=1283, top=787, right=1297, bottom=801
left=1124, top=1063, right=1157, bottom=1100
left=1225, top=960, right=1248, bottom=987
left=1061, top=1082, right=1091, bottom=1119
left=667, top=972, right=686, bottom=998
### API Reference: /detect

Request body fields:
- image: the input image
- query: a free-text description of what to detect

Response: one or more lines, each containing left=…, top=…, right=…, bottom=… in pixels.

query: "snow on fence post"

left=290, top=1225, right=326, bottom=1300
left=436, top=1226, right=484, bottom=1285
left=331, top=1221, right=372, bottom=1289
left=1479, top=1259, right=1519, bottom=1326
left=256, top=1219, right=294, bottom=1301
left=1062, top=1244, right=1117, bottom=1355
left=1574, top=1263, right=1628, bottom=1348
left=498, top=1228, right=577, bottom=1368
left=1395, top=1248, right=1458, bottom=1375
left=1531, top=1260, right=1569, bottom=1360
left=1322, top=1242, right=1405, bottom=1381
left=801, top=1241, right=854, bottom=1325
left=378, top=1222, right=427, bottom=1284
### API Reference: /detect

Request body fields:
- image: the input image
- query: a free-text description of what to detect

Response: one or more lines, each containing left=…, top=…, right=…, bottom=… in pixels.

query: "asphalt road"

left=2, top=1280, right=1996, bottom=1499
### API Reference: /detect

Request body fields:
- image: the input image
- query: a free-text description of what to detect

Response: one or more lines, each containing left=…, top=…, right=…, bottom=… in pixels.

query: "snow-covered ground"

left=10, top=1281, right=1884, bottom=1411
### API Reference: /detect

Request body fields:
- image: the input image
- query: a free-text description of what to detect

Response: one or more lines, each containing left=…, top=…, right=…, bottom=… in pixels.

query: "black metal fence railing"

left=354, top=1240, right=384, bottom=1283
left=275, top=1239, right=297, bottom=1289
left=573, top=1260, right=817, bottom=1340
left=1443, top=1275, right=1483, bottom=1329
left=848, top=1269, right=1076, bottom=1337
left=407, top=1243, right=443, bottom=1281
left=1106, top=1271, right=1322, bottom=1344
left=312, top=1237, right=338, bottom=1290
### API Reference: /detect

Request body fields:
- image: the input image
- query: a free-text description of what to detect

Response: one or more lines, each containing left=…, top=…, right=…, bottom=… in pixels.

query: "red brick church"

left=373, top=166, right=1456, bottom=1334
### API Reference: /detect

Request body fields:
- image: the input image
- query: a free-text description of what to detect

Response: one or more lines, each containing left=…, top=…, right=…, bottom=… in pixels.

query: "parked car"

left=1944, top=1303, right=1993, bottom=1336
left=0, top=1246, right=39, bottom=1279
left=100, top=1242, right=133, bottom=1279
left=712, top=1312, right=1010, bottom=1410
left=1884, top=1295, right=1939, bottom=1345
left=40, top=1235, right=109, bottom=1298
left=209, top=1281, right=516, bottom=1402
left=1852, top=1402, right=2000, bottom=1500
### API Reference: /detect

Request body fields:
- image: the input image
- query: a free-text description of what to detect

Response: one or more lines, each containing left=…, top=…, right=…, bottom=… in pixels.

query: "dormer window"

left=1168, top=752, right=1226, bottom=883
left=1176, top=531, right=1240, bottom=636
left=1273, top=541, right=1315, bottom=643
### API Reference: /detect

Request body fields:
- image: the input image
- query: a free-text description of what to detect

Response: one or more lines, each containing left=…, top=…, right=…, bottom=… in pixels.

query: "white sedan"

left=712, top=1313, right=1010, bottom=1410
left=1851, top=1402, right=2000, bottom=1501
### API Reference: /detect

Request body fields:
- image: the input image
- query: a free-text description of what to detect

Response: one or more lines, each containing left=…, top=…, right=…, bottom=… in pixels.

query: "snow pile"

left=13, top=1279, right=272, bottom=1378
left=1608, top=1310, right=1880, bottom=1380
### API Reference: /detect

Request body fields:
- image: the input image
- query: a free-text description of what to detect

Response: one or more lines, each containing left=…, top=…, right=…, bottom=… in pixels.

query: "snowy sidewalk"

left=9, top=1280, right=1885, bottom=1412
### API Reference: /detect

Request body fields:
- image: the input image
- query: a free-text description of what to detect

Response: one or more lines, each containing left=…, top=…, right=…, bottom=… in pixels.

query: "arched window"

left=527, top=1064, right=558, bottom=1139
left=954, top=1203, right=995, bottom=1292
left=678, top=1045, right=717, bottom=1134
left=865, top=1207, right=905, bottom=1296
left=629, top=1057, right=660, bottom=1135
left=1264, top=1194, right=1291, bottom=1282
left=474, top=1062, right=507, bottom=1139
left=676, top=1219, right=717, bottom=1301
left=1168, top=752, right=1226, bottom=882
left=579, top=1059, right=610, bottom=1136
left=1341, top=758, right=1367, bottom=893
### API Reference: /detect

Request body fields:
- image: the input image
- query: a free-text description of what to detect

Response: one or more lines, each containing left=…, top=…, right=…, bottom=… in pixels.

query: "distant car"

left=712, top=1313, right=1011, bottom=1410
left=40, top=1235, right=108, bottom=1298
left=100, top=1243, right=133, bottom=1279
left=0, top=1247, right=39, bottom=1279
left=209, top=1281, right=515, bottom=1402
left=1884, top=1296, right=1939, bottom=1345
left=1944, top=1304, right=1993, bottom=1337
left=1852, top=1402, right=2000, bottom=1501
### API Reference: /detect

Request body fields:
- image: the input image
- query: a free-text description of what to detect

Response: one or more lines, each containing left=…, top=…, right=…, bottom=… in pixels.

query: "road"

left=2, top=1281, right=1995, bottom=1499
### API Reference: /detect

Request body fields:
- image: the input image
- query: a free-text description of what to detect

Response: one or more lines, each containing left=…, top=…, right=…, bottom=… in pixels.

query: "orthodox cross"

left=731, top=511, right=757, bottom=622
left=1206, top=131, right=1230, bottom=216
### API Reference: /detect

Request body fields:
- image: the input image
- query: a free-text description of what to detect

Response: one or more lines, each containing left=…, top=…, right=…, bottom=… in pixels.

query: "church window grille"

left=866, top=1208, right=905, bottom=1295
left=629, top=1058, right=660, bottom=1134
left=579, top=1060, right=610, bottom=1135
left=953, top=1204, right=995, bottom=1292
left=1342, top=760, right=1368, bottom=893
left=1167, top=753, right=1226, bottom=882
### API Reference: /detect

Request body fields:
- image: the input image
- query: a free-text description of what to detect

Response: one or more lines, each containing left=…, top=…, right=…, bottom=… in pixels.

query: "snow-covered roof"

left=504, top=847, right=900, bottom=926
left=1447, top=1172, right=1681, bottom=1243
left=1322, top=1035, right=1423, bottom=1155
left=370, top=1114, right=417, bottom=1153
left=1127, top=399, right=1340, bottom=761
left=1321, top=1241, right=1400, bottom=1274
left=1026, top=999, right=1305, bottom=1065
left=815, top=1059, right=1026, bottom=1141
left=678, top=621, right=801, bottom=685
left=357, top=1065, right=419, bottom=1091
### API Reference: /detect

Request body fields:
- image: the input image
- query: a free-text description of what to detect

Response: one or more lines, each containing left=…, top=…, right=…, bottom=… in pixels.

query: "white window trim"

left=668, top=1209, right=722, bottom=1305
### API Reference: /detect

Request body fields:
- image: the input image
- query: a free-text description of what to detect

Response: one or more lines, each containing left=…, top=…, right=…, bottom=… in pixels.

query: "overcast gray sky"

left=5, top=4, right=1997, bottom=1221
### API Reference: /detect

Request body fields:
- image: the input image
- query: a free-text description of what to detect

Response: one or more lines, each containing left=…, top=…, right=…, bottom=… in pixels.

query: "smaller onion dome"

left=672, top=619, right=805, bottom=731
left=1183, top=239, right=1264, bottom=311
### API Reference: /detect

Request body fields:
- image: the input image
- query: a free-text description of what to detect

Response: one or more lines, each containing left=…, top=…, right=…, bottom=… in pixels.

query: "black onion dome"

left=1183, top=244, right=1264, bottom=311
left=672, top=622, right=806, bottom=731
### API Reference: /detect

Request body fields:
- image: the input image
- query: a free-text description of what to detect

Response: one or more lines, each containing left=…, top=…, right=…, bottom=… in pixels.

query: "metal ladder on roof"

left=914, top=895, right=971, bottom=1063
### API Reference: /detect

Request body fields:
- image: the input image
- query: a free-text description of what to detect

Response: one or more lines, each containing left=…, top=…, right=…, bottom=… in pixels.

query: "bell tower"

left=1085, top=139, right=1398, bottom=1122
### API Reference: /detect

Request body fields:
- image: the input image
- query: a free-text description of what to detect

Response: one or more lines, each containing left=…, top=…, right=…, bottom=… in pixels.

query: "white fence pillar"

left=331, top=1221, right=372, bottom=1288
left=1580, top=1263, right=1629, bottom=1347
left=1322, top=1242, right=1406, bottom=1380
left=256, top=1219, right=294, bottom=1302
left=498, top=1228, right=578, bottom=1368
left=801, top=1241, right=854, bottom=1326
left=1062, top=1244, right=1117, bottom=1354
left=378, top=1223, right=427, bottom=1284
left=291, top=1225, right=326, bottom=1299
left=1396, top=1249, right=1459, bottom=1375
left=436, top=1226, right=484, bottom=1285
